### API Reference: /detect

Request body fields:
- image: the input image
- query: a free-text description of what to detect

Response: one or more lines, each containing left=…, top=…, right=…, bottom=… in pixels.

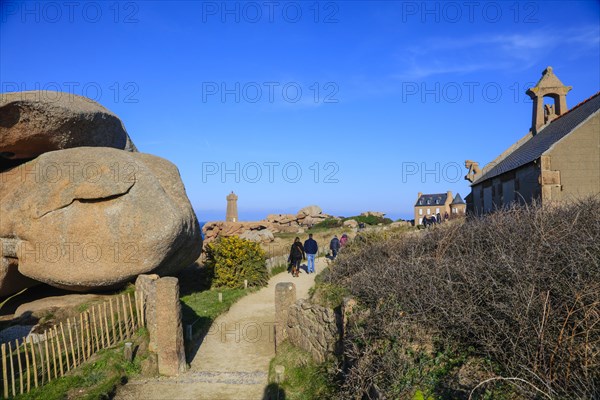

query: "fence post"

left=23, top=337, right=30, bottom=393
left=116, top=297, right=124, bottom=341
left=122, top=295, right=131, bottom=338
left=54, top=327, right=64, bottom=377
left=85, top=311, right=92, bottom=360
left=9, top=341, right=16, bottom=397
left=74, top=319, right=82, bottom=367
left=44, top=331, right=51, bottom=382
left=2, top=343, right=8, bottom=398
left=67, top=319, right=76, bottom=369
left=29, top=337, right=38, bottom=388
left=60, top=323, right=69, bottom=372
left=16, top=339, right=23, bottom=395
left=103, top=302, right=111, bottom=346
left=109, top=299, right=117, bottom=344
left=134, top=291, right=141, bottom=328
left=127, top=293, right=135, bottom=332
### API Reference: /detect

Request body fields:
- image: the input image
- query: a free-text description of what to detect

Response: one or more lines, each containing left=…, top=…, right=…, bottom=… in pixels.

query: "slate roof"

left=473, top=92, right=600, bottom=185
left=415, top=193, right=448, bottom=207
left=450, top=193, right=465, bottom=205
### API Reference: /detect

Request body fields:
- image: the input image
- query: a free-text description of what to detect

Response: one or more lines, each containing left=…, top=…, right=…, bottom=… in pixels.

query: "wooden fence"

left=0, top=291, right=145, bottom=398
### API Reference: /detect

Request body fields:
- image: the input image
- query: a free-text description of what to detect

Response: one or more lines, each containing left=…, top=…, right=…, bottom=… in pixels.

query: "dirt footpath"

left=115, top=257, right=328, bottom=400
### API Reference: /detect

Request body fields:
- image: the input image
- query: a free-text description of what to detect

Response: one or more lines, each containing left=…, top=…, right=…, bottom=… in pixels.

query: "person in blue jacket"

left=303, top=234, right=319, bottom=274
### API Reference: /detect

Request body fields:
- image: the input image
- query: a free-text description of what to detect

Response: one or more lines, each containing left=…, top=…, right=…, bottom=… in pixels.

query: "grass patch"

left=270, top=263, right=288, bottom=276
left=15, top=337, right=144, bottom=400
left=309, top=267, right=349, bottom=309
left=181, top=287, right=254, bottom=337
left=266, top=341, right=336, bottom=400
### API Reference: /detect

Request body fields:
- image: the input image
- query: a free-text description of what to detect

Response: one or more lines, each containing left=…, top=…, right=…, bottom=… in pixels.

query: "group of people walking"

left=422, top=212, right=449, bottom=227
left=287, top=233, right=349, bottom=277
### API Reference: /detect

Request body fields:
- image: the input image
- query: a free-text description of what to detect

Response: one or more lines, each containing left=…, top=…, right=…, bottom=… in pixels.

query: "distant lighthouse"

left=226, top=191, right=238, bottom=222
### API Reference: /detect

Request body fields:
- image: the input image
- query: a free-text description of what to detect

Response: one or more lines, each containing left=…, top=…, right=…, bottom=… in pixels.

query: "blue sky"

left=2, top=1, right=599, bottom=221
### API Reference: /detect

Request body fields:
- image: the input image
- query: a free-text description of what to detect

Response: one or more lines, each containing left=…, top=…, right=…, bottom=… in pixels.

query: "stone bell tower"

left=526, top=66, right=572, bottom=134
left=225, top=191, right=238, bottom=222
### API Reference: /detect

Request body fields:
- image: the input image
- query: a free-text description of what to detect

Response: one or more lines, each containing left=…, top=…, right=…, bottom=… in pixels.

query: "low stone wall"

left=286, top=299, right=341, bottom=363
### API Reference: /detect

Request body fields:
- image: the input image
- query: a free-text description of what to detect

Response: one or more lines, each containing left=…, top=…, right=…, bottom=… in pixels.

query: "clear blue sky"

left=2, top=1, right=599, bottom=221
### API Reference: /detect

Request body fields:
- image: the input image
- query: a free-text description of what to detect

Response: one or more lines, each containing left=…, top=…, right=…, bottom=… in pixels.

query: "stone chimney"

left=417, top=192, right=423, bottom=200
left=226, top=191, right=238, bottom=222
left=526, top=67, right=572, bottom=134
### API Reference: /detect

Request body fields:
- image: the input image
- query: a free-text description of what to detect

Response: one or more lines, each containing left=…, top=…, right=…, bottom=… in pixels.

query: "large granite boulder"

left=297, top=205, right=322, bottom=218
left=0, top=147, right=201, bottom=292
left=0, top=91, right=136, bottom=164
left=239, top=229, right=275, bottom=243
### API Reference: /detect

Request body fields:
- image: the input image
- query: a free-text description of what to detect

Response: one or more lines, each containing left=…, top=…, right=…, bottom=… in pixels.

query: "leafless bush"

left=329, top=198, right=600, bottom=399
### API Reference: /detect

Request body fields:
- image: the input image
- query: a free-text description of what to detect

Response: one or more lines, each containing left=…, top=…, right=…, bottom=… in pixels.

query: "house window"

left=435, top=199, right=439, bottom=204
left=436, top=208, right=440, bottom=213
left=427, top=209, right=431, bottom=215
left=419, top=209, right=423, bottom=215
left=427, top=200, right=431, bottom=205
left=452, top=207, right=456, bottom=214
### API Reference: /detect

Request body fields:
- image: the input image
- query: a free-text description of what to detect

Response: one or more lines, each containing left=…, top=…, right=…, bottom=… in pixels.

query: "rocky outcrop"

left=0, top=91, right=201, bottom=294
left=240, top=229, right=275, bottom=243
left=343, top=219, right=359, bottom=229
left=203, top=205, right=333, bottom=246
left=360, top=211, right=386, bottom=218
left=14, top=294, right=107, bottom=319
left=0, top=147, right=201, bottom=291
left=202, top=221, right=273, bottom=245
left=0, top=91, right=136, bottom=165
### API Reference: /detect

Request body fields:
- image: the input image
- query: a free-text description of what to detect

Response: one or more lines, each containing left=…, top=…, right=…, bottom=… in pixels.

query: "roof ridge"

left=550, top=91, right=600, bottom=124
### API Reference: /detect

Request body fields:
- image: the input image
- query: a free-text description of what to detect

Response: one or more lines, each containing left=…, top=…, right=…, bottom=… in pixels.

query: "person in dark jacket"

left=329, top=235, right=340, bottom=259
left=303, top=234, right=318, bottom=274
left=288, top=237, right=305, bottom=277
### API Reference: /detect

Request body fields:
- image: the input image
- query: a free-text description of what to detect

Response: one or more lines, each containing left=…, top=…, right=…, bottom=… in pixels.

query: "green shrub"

left=343, top=215, right=393, bottom=225
left=205, top=236, right=269, bottom=288
left=313, top=218, right=343, bottom=229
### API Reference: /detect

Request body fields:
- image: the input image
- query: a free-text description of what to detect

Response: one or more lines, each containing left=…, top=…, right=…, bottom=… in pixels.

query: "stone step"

left=127, top=370, right=268, bottom=386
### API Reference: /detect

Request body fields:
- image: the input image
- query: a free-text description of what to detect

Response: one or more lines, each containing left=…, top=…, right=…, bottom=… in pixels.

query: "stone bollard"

left=275, top=365, right=285, bottom=383
left=124, top=342, right=133, bottom=362
left=156, top=277, right=187, bottom=376
left=274, top=282, right=296, bottom=352
left=135, top=274, right=160, bottom=352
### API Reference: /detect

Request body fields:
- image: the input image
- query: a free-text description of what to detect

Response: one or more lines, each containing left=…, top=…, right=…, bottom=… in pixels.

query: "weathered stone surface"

left=287, top=299, right=341, bottom=363
left=0, top=147, right=202, bottom=291
left=274, top=282, right=296, bottom=345
left=202, top=221, right=273, bottom=246
left=239, top=229, right=275, bottom=243
left=0, top=91, right=136, bottom=164
left=155, top=277, right=187, bottom=376
left=360, top=211, right=385, bottom=218
left=14, top=294, right=106, bottom=318
left=141, top=352, right=159, bottom=377
left=297, top=205, right=322, bottom=218
left=135, top=274, right=160, bottom=352
left=343, top=219, right=359, bottom=228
